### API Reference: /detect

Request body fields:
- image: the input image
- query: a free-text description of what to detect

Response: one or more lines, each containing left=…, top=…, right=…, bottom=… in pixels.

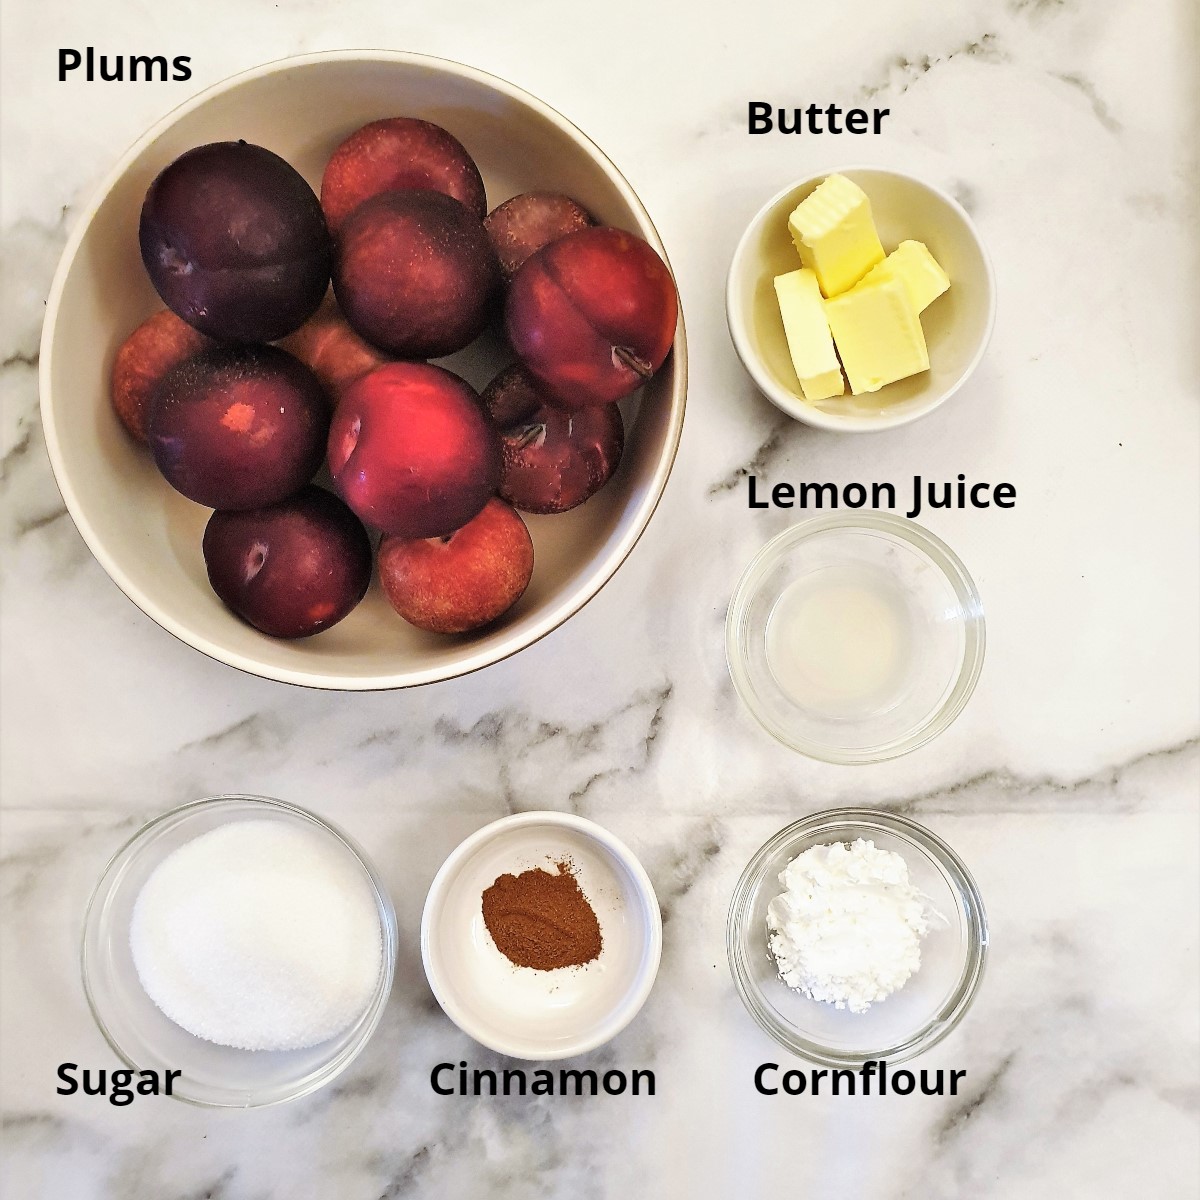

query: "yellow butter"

left=773, top=268, right=845, bottom=402
left=824, top=275, right=929, bottom=394
left=787, top=174, right=886, bottom=298
left=860, top=240, right=950, bottom=312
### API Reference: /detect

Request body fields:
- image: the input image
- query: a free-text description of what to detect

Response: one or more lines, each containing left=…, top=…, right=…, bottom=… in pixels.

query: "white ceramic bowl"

left=726, top=167, right=994, bottom=432
left=40, top=51, right=687, bottom=689
left=421, top=812, right=661, bottom=1060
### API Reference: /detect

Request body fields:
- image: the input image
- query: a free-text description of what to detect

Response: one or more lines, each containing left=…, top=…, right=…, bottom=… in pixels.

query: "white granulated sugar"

left=766, top=838, right=933, bottom=1013
left=130, top=819, right=383, bottom=1052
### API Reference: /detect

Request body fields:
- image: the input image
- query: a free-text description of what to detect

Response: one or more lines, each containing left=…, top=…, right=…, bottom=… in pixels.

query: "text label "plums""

left=59, top=49, right=192, bottom=82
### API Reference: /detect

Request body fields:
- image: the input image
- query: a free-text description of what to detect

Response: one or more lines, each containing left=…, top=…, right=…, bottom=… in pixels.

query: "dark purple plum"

left=149, top=344, right=328, bottom=510
left=203, top=486, right=372, bottom=639
left=479, top=360, right=545, bottom=426
left=484, top=193, right=595, bottom=282
left=139, top=141, right=331, bottom=343
left=332, top=189, right=500, bottom=359
left=481, top=363, right=624, bottom=514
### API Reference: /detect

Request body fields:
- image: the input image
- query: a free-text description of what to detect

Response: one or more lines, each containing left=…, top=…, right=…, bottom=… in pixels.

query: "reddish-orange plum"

left=280, top=297, right=389, bottom=405
left=333, top=190, right=500, bottom=359
left=320, top=117, right=487, bottom=233
left=484, top=192, right=595, bottom=281
left=505, top=227, right=677, bottom=408
left=378, top=498, right=533, bottom=634
left=110, top=309, right=210, bottom=443
left=481, top=363, right=623, bottom=514
left=149, top=345, right=328, bottom=510
left=328, top=362, right=500, bottom=539
left=203, top=485, right=372, bottom=639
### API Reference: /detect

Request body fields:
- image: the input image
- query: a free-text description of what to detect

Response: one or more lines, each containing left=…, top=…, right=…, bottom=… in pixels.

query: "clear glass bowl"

left=81, top=795, right=397, bottom=1108
left=726, top=512, right=985, bottom=763
left=727, top=808, right=988, bottom=1067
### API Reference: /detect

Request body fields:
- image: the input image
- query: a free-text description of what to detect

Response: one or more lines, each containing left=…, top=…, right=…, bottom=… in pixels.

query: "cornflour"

left=766, top=838, right=932, bottom=1013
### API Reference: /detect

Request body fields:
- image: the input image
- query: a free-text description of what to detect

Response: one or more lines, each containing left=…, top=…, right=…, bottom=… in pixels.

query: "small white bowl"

left=421, top=812, right=661, bottom=1060
left=40, top=51, right=686, bottom=689
left=726, top=167, right=995, bottom=432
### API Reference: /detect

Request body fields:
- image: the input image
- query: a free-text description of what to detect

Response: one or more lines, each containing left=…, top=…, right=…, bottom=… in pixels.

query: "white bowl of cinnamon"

left=421, top=812, right=661, bottom=1060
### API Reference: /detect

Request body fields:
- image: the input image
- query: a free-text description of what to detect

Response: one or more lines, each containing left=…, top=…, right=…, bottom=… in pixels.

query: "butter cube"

left=787, top=174, right=886, bottom=298
left=773, top=269, right=845, bottom=402
left=860, top=240, right=950, bottom=312
left=824, top=276, right=929, bottom=394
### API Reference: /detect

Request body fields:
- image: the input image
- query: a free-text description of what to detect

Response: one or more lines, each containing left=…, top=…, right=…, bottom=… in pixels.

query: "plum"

left=505, top=227, right=677, bottom=408
left=484, top=192, right=595, bottom=281
left=203, top=485, right=371, bottom=639
left=110, top=309, right=210, bottom=443
left=328, top=362, right=500, bottom=538
left=139, top=141, right=331, bottom=343
left=333, top=190, right=500, bottom=360
left=378, top=498, right=533, bottom=634
left=280, top=296, right=389, bottom=405
left=149, top=344, right=328, bottom=510
left=481, top=363, right=623, bottom=514
left=320, top=117, right=487, bottom=233
left=479, top=359, right=546, bottom=426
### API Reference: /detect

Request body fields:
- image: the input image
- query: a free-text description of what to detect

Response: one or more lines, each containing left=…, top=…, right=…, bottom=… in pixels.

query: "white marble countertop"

left=2, top=0, right=1197, bottom=1196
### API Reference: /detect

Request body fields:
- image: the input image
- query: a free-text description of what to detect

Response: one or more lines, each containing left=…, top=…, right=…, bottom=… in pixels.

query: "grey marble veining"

left=2, top=0, right=1198, bottom=1196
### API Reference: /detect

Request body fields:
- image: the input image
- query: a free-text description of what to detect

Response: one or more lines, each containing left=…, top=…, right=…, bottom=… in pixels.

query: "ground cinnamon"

left=481, top=861, right=602, bottom=970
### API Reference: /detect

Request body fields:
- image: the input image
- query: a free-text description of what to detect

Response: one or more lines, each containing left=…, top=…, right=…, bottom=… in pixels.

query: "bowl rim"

left=725, top=164, right=996, bottom=432
left=420, top=810, right=663, bottom=1060
left=39, top=48, right=688, bottom=691
left=725, top=511, right=986, bottom=763
left=726, top=807, right=989, bottom=1067
left=80, top=793, right=398, bottom=1108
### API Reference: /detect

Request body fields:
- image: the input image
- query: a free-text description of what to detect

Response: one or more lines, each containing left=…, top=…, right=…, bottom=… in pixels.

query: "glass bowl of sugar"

left=727, top=808, right=988, bottom=1068
left=82, top=795, right=397, bottom=1107
left=726, top=512, right=985, bottom=763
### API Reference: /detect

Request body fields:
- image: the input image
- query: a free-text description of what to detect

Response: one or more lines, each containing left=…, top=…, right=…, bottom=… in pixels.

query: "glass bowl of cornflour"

left=726, top=512, right=985, bottom=763
left=727, top=808, right=987, bottom=1067
left=82, top=796, right=397, bottom=1107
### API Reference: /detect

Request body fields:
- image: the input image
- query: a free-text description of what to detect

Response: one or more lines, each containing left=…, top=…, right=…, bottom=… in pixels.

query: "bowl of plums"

left=41, top=51, right=686, bottom=688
